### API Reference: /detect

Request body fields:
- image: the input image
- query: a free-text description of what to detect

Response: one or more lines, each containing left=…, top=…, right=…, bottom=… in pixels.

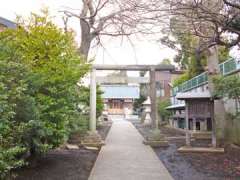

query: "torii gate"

left=89, top=64, right=175, bottom=133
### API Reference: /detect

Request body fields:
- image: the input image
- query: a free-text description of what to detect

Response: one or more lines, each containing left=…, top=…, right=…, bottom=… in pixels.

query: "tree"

left=0, top=10, right=89, bottom=177
left=161, top=11, right=231, bottom=80
left=173, top=73, right=191, bottom=87
left=160, top=58, right=172, bottom=65
left=213, top=74, right=240, bottom=145
left=214, top=75, right=240, bottom=113
left=133, top=95, right=147, bottom=114
left=160, top=0, right=240, bottom=51
left=161, top=17, right=206, bottom=75
left=61, top=0, right=164, bottom=58
left=78, top=86, right=104, bottom=119
left=0, top=39, right=31, bottom=178
left=157, top=0, right=240, bottom=145
left=158, top=99, right=171, bottom=122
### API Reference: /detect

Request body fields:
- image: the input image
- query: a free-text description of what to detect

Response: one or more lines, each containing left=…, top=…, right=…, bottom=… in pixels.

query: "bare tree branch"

left=60, top=0, right=166, bottom=58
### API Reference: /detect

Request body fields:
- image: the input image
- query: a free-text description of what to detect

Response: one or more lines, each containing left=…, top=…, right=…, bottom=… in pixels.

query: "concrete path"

left=88, top=118, right=173, bottom=180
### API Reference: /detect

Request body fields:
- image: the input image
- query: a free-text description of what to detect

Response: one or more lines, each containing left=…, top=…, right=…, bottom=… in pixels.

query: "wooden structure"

left=176, top=92, right=216, bottom=147
left=101, top=85, right=139, bottom=115
left=107, top=99, right=124, bottom=114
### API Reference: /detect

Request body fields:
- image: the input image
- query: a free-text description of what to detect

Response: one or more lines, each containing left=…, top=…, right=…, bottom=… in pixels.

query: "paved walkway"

left=88, top=118, right=173, bottom=180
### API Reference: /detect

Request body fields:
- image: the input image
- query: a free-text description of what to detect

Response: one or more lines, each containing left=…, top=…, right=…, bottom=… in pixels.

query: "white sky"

left=0, top=0, right=177, bottom=67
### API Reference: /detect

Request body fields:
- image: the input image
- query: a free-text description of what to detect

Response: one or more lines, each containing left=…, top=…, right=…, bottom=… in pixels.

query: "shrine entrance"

left=108, top=99, right=124, bottom=114
left=88, top=64, right=175, bottom=134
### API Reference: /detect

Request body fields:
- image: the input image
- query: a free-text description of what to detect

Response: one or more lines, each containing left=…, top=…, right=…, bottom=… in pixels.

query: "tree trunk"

left=207, top=46, right=226, bottom=146
left=79, top=19, right=92, bottom=59
left=195, top=48, right=205, bottom=74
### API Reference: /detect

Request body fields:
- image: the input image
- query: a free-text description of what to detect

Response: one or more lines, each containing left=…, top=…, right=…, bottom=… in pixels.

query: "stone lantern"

left=141, top=97, right=152, bottom=125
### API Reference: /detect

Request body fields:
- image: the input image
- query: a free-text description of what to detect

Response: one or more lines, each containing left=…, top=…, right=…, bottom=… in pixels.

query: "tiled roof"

left=0, top=17, right=17, bottom=29
left=101, top=85, right=140, bottom=99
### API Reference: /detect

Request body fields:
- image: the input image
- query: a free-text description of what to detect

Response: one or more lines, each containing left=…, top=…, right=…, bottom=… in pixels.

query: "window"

left=156, top=82, right=165, bottom=97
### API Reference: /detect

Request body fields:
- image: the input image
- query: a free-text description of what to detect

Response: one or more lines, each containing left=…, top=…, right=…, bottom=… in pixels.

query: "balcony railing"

left=173, top=58, right=240, bottom=96
left=219, top=58, right=238, bottom=75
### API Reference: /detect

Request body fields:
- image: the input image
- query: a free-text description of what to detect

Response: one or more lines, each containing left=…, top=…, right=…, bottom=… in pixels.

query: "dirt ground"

left=132, top=120, right=240, bottom=180
left=12, top=121, right=112, bottom=180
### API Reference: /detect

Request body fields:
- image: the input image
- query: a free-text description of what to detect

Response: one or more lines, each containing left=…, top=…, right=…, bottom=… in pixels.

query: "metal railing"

left=173, top=58, right=240, bottom=96
left=219, top=58, right=238, bottom=75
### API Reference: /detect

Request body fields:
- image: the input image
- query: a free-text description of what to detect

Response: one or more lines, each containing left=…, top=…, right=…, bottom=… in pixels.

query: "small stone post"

left=185, top=102, right=191, bottom=146
left=211, top=101, right=217, bottom=148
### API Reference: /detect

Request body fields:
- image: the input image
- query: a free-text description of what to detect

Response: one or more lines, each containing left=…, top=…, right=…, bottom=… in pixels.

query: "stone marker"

left=178, top=146, right=225, bottom=153
left=66, top=144, right=79, bottom=150
left=84, top=146, right=99, bottom=151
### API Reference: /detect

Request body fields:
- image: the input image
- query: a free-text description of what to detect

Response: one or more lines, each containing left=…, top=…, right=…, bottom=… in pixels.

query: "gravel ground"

left=12, top=121, right=112, bottom=180
left=131, top=120, right=240, bottom=180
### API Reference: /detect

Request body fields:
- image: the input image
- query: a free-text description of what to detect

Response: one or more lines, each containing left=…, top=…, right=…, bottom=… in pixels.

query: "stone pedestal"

left=143, top=129, right=169, bottom=147
left=81, top=131, right=104, bottom=148
left=144, top=112, right=152, bottom=125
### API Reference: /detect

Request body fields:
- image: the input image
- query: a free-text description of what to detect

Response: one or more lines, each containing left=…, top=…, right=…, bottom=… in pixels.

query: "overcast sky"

left=0, top=0, right=177, bottom=67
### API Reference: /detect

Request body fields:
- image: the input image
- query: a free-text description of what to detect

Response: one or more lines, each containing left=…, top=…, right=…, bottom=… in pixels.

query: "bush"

left=133, top=95, right=147, bottom=114
left=213, top=74, right=240, bottom=113
left=158, top=99, right=171, bottom=121
left=78, top=86, right=104, bottom=119
left=0, top=10, right=89, bottom=177
left=225, top=113, right=240, bottom=146
left=172, top=73, right=190, bottom=87
left=0, top=45, right=32, bottom=178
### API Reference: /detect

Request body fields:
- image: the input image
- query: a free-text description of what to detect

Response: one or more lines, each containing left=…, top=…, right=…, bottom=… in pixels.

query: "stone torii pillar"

left=149, top=67, right=158, bottom=129
left=143, top=67, right=168, bottom=147
left=90, top=68, right=96, bottom=132
left=82, top=67, right=103, bottom=148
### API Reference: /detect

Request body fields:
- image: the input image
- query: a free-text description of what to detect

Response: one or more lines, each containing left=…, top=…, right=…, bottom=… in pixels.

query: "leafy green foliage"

left=218, top=46, right=231, bottom=63
left=0, top=43, right=31, bottom=178
left=0, top=10, right=89, bottom=177
left=78, top=86, right=104, bottom=119
left=158, top=99, right=171, bottom=121
left=213, top=75, right=240, bottom=113
left=229, top=16, right=240, bottom=32
left=164, top=17, right=231, bottom=88
left=160, top=58, right=172, bottom=65
left=172, top=73, right=190, bottom=87
left=133, top=94, right=147, bottom=113
left=172, top=46, right=231, bottom=88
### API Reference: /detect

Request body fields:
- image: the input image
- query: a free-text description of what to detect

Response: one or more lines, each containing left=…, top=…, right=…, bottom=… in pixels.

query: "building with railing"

left=167, top=58, right=240, bottom=132
left=172, top=58, right=240, bottom=96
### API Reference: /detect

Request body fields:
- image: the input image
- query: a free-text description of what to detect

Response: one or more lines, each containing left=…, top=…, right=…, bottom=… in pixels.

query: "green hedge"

left=0, top=10, right=89, bottom=178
